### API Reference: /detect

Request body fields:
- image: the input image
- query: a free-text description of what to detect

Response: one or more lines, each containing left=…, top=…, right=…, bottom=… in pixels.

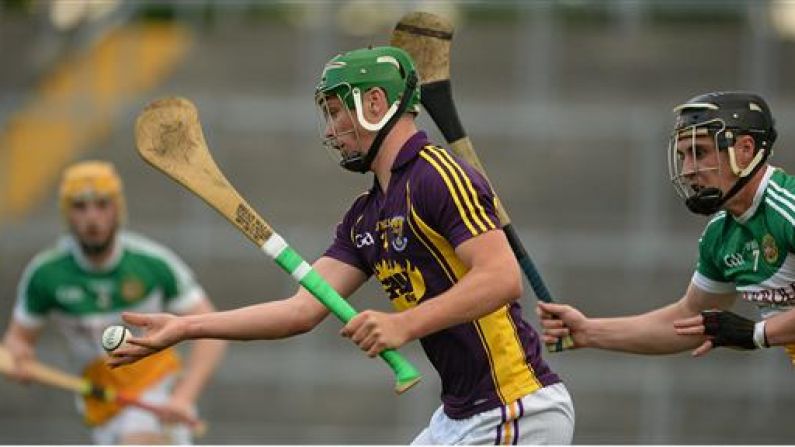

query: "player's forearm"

left=763, top=308, right=795, bottom=346
left=2, top=321, right=40, bottom=359
left=184, top=298, right=323, bottom=341
left=585, top=302, right=703, bottom=354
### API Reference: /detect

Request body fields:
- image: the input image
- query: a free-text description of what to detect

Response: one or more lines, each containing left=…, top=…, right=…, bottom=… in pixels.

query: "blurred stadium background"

left=2, top=0, right=795, bottom=443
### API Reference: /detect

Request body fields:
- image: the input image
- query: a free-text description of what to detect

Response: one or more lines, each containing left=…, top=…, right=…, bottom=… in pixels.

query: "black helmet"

left=673, top=91, right=777, bottom=151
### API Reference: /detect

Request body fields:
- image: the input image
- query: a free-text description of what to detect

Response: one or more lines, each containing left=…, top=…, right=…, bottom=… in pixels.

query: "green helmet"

left=316, top=46, right=421, bottom=131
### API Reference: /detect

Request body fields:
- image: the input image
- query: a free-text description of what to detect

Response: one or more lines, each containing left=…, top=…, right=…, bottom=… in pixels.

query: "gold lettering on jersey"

left=374, top=259, right=426, bottom=311
left=762, top=234, right=779, bottom=264
left=376, top=215, right=408, bottom=252
left=121, top=277, right=145, bottom=302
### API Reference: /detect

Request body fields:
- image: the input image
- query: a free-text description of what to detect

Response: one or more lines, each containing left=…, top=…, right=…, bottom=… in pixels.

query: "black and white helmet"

left=673, top=91, right=776, bottom=150
left=668, top=91, right=777, bottom=215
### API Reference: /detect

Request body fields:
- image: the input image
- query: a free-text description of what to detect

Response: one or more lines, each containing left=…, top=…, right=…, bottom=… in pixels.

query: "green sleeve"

left=15, top=264, right=56, bottom=322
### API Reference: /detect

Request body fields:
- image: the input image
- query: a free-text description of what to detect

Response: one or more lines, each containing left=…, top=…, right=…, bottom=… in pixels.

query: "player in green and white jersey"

left=538, top=91, right=795, bottom=362
left=2, top=161, right=226, bottom=444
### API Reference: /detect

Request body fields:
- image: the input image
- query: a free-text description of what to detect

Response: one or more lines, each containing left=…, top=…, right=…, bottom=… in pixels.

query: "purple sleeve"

left=414, top=153, right=500, bottom=248
left=322, top=197, right=373, bottom=276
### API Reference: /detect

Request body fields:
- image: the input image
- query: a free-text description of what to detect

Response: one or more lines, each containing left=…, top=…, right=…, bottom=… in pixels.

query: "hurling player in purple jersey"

left=109, top=46, right=574, bottom=445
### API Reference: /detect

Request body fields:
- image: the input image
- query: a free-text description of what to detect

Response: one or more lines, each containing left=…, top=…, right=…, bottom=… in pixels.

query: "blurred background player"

left=539, top=91, right=795, bottom=363
left=107, top=46, right=575, bottom=445
left=2, top=160, right=226, bottom=444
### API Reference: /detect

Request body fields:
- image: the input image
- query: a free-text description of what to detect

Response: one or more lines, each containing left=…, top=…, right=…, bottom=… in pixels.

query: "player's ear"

left=735, top=134, right=757, bottom=166
left=363, top=88, right=387, bottom=119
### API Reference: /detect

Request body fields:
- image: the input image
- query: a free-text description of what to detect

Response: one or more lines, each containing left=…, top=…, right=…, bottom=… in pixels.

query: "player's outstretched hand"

left=106, top=312, right=185, bottom=367
left=672, top=313, right=714, bottom=357
left=675, top=310, right=762, bottom=357
left=536, top=301, right=589, bottom=349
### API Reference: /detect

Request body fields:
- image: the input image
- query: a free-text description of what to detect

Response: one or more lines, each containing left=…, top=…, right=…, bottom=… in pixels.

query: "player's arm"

left=2, top=320, right=42, bottom=381
left=674, top=303, right=795, bottom=357
left=342, top=229, right=522, bottom=356
left=182, top=256, right=367, bottom=339
left=109, top=257, right=367, bottom=366
left=538, top=282, right=737, bottom=355
left=763, top=309, right=795, bottom=346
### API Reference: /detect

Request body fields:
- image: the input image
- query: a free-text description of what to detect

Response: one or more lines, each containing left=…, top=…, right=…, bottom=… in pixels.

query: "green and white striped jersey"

left=694, top=166, right=795, bottom=320
left=13, top=231, right=205, bottom=366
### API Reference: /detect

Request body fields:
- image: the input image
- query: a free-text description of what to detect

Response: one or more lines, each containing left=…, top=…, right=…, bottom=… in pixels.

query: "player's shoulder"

left=699, top=210, right=728, bottom=242
left=414, top=144, right=459, bottom=174
left=19, top=237, right=72, bottom=285
left=767, top=166, right=795, bottom=196
left=336, top=190, right=375, bottom=230
left=768, top=166, right=795, bottom=186
left=345, top=189, right=373, bottom=213
left=26, top=237, right=71, bottom=271
left=761, top=167, right=795, bottom=231
left=413, top=144, right=483, bottom=187
left=119, top=231, right=184, bottom=265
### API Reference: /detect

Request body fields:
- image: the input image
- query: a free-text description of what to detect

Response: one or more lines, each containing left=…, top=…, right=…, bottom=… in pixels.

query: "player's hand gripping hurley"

left=135, top=97, right=421, bottom=393
left=391, top=12, right=574, bottom=352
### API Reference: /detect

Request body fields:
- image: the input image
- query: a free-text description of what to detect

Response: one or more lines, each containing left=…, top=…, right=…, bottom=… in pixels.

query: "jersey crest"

left=121, top=276, right=146, bottom=302
left=762, top=233, right=779, bottom=264
left=376, top=215, right=408, bottom=252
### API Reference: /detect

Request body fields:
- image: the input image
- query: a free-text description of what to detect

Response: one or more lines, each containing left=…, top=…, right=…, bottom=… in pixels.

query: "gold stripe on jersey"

left=477, top=306, right=542, bottom=404
left=431, top=146, right=496, bottom=232
left=473, top=319, right=503, bottom=402
left=406, top=183, right=469, bottom=284
left=406, top=183, right=467, bottom=285
left=419, top=147, right=486, bottom=235
left=423, top=146, right=493, bottom=233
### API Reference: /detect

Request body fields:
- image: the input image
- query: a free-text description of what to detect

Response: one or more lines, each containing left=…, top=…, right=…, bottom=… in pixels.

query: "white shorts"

left=77, top=374, right=194, bottom=445
left=412, top=383, right=574, bottom=445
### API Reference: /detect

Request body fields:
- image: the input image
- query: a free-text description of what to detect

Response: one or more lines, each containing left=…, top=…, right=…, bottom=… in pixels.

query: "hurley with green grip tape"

left=135, top=96, right=420, bottom=394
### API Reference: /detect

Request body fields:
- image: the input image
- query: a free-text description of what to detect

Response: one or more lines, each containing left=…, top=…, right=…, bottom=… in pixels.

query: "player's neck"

left=372, top=118, right=417, bottom=192
left=724, top=165, right=768, bottom=216
left=85, top=249, right=113, bottom=267
left=80, top=235, right=118, bottom=267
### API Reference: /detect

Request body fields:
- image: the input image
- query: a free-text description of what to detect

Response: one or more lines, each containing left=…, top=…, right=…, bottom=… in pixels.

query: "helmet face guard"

left=316, top=88, right=366, bottom=168
left=667, top=92, right=776, bottom=215
left=668, top=118, right=726, bottom=215
left=315, top=46, right=421, bottom=173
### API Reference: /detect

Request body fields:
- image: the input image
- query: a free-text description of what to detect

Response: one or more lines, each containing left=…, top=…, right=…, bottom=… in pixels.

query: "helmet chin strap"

left=353, top=89, right=400, bottom=132
left=729, top=146, right=766, bottom=177
left=686, top=145, right=769, bottom=215
left=340, top=70, right=418, bottom=174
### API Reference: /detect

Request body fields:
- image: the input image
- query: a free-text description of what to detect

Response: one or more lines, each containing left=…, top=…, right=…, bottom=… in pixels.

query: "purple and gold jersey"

left=324, top=132, right=560, bottom=419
